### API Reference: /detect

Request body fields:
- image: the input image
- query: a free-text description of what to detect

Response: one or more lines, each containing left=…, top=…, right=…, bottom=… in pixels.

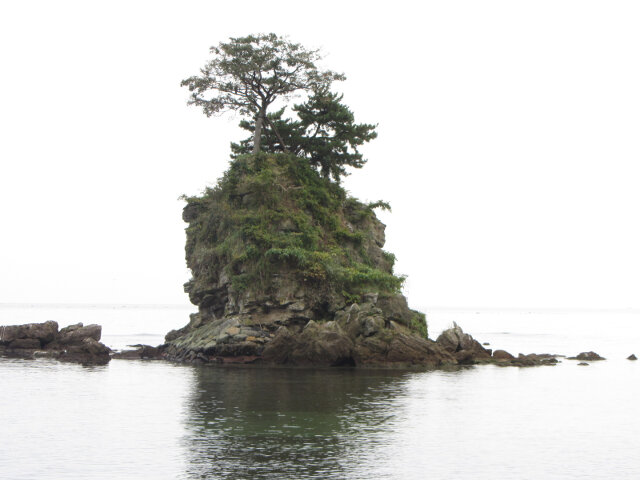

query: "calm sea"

left=1, top=304, right=639, bottom=479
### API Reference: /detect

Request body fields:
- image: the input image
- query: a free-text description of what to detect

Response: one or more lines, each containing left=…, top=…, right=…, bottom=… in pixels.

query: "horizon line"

left=1, top=302, right=638, bottom=314
left=0, top=302, right=193, bottom=309
left=421, top=306, right=640, bottom=314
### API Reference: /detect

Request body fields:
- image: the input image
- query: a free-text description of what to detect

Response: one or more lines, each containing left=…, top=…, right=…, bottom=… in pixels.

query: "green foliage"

left=367, top=200, right=391, bottom=212
left=409, top=312, right=429, bottom=339
left=231, top=273, right=252, bottom=292
left=335, top=265, right=405, bottom=292
left=183, top=153, right=404, bottom=300
left=382, top=251, right=396, bottom=267
left=182, top=34, right=344, bottom=154
left=231, top=87, right=377, bottom=182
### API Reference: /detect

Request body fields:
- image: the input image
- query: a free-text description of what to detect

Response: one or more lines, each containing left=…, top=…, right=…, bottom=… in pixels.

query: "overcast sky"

left=1, top=0, right=639, bottom=309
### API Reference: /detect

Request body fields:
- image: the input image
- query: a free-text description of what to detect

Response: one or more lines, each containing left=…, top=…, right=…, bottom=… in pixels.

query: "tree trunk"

left=265, top=116, right=289, bottom=153
left=252, top=107, right=266, bottom=154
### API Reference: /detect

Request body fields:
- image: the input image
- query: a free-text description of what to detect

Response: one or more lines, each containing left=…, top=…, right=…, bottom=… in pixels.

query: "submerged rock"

left=112, top=344, right=165, bottom=360
left=0, top=321, right=111, bottom=365
left=512, top=353, right=559, bottom=367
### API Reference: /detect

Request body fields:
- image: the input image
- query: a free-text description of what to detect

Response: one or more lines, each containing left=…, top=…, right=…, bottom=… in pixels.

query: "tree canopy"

left=230, top=87, right=377, bottom=182
left=181, top=33, right=343, bottom=154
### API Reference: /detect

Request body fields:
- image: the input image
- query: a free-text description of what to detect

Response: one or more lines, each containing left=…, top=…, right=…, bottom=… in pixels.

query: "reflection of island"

left=180, top=367, right=412, bottom=479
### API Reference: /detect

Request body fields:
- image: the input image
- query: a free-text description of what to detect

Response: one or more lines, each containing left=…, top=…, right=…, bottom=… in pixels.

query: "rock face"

left=0, top=321, right=110, bottom=365
left=165, top=295, right=455, bottom=368
left=164, top=154, right=445, bottom=367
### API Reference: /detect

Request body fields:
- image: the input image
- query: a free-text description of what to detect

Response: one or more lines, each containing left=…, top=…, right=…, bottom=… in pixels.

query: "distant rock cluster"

left=434, top=322, right=559, bottom=367
left=0, top=321, right=111, bottom=365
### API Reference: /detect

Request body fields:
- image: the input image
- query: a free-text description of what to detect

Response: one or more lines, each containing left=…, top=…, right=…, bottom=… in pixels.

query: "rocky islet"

left=0, top=321, right=111, bottom=365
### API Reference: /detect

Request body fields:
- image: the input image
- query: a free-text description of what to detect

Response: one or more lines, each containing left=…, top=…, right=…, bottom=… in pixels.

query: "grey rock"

left=569, top=351, right=606, bottom=361
left=56, top=324, right=101, bottom=345
left=8, top=338, right=42, bottom=349
left=436, top=322, right=491, bottom=363
left=288, top=301, right=306, bottom=312
left=0, top=320, right=58, bottom=345
left=493, top=349, right=515, bottom=360
left=363, top=292, right=379, bottom=304
left=0, top=321, right=110, bottom=365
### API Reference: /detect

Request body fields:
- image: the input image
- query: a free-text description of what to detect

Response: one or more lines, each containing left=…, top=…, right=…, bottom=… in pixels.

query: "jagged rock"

left=384, top=335, right=455, bottom=367
left=55, top=323, right=102, bottom=345
left=436, top=322, right=491, bottom=364
left=376, top=294, right=413, bottom=326
left=262, top=322, right=353, bottom=366
left=0, top=321, right=111, bottom=365
left=0, top=320, right=58, bottom=346
left=627, top=354, right=637, bottom=360
left=58, top=338, right=111, bottom=365
left=569, top=351, right=606, bottom=361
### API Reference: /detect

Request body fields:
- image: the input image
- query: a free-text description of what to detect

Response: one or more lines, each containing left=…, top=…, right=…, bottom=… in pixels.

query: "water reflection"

left=181, top=366, right=418, bottom=479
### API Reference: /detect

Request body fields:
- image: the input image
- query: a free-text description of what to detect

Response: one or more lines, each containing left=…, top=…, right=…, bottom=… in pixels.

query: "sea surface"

left=1, top=304, right=639, bottom=480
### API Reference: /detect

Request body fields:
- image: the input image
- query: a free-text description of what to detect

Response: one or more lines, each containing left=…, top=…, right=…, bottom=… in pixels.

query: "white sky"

left=1, top=0, right=639, bottom=309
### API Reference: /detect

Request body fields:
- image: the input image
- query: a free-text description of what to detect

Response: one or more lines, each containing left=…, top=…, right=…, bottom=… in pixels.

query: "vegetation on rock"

left=182, top=152, right=404, bottom=307
left=230, top=87, right=377, bottom=182
left=167, top=34, right=435, bottom=366
left=181, top=33, right=344, bottom=154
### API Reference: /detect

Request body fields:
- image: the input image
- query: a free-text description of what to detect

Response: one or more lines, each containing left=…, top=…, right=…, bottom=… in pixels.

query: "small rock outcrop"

left=569, top=351, right=606, bottom=361
left=435, top=322, right=491, bottom=364
left=432, top=326, right=559, bottom=367
left=627, top=354, right=637, bottom=361
left=0, top=321, right=110, bottom=365
left=492, top=349, right=515, bottom=361
left=112, top=344, right=164, bottom=360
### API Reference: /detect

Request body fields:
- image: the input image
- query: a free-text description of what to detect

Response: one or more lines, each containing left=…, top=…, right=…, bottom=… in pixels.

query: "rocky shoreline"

left=3, top=319, right=633, bottom=369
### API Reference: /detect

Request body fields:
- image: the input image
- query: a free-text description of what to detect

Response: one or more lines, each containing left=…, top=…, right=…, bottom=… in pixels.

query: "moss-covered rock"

left=164, top=153, right=446, bottom=367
